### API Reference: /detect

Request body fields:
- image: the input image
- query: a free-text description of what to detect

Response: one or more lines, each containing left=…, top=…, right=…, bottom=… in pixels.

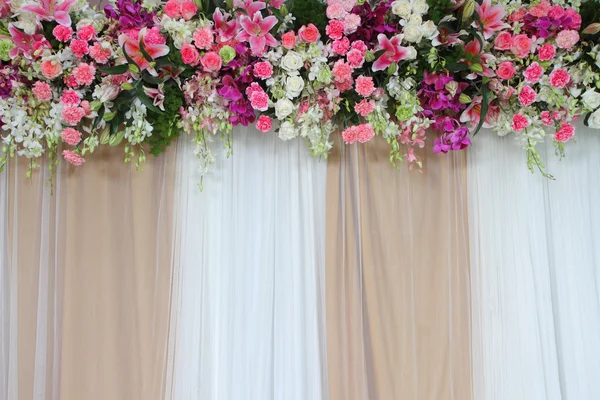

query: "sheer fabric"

left=468, top=127, right=600, bottom=400
left=1, top=146, right=176, bottom=400
left=325, top=136, right=472, bottom=400
left=166, top=128, right=328, bottom=400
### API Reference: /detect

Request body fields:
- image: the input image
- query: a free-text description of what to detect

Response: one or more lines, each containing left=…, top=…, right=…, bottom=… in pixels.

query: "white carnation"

left=278, top=121, right=298, bottom=141
left=280, top=51, right=303, bottom=72
left=391, top=0, right=412, bottom=19
left=275, top=98, right=295, bottom=120
left=581, top=89, right=600, bottom=110
left=285, top=76, right=305, bottom=99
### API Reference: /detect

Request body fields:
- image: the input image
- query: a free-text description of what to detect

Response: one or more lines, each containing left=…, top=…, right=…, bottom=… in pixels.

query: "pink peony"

left=518, top=86, right=536, bottom=106
left=511, top=114, right=530, bottom=131
left=510, top=34, right=532, bottom=58
left=538, top=43, right=556, bottom=61
left=281, top=31, right=296, bottom=49
left=355, top=76, right=375, bottom=97
left=193, top=26, right=214, bottom=50
left=77, top=25, right=96, bottom=41
left=496, top=61, right=516, bottom=80
left=62, top=106, right=85, bottom=125
left=326, top=20, right=345, bottom=40
left=332, top=37, right=350, bottom=56
left=298, top=23, right=320, bottom=43
left=549, top=69, right=570, bottom=88
left=62, top=150, right=85, bottom=166
left=347, top=49, right=365, bottom=68
left=556, top=30, right=579, bottom=50
left=494, top=32, right=512, bottom=50
left=343, top=13, right=361, bottom=35
left=253, top=61, right=273, bottom=79
left=180, top=1, right=198, bottom=20
left=256, top=115, right=272, bottom=132
left=164, top=0, right=180, bottom=18
left=524, top=62, right=544, bottom=83
left=61, top=127, right=82, bottom=145
left=554, top=123, right=575, bottom=142
left=40, top=59, right=63, bottom=79
left=70, top=39, right=89, bottom=58
left=332, top=60, right=353, bottom=83
left=32, top=81, right=52, bottom=101
left=249, top=91, right=269, bottom=111
left=180, top=43, right=200, bottom=66
left=89, top=43, right=111, bottom=64
left=356, top=123, right=375, bottom=143
left=72, top=63, right=96, bottom=86
left=201, top=51, right=222, bottom=72
left=342, top=126, right=358, bottom=143
left=354, top=99, right=375, bottom=117
left=52, top=25, right=72, bottom=42
left=61, top=90, right=80, bottom=106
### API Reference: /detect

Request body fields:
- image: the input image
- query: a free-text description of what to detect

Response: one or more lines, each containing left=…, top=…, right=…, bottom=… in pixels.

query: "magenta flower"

left=474, top=0, right=510, bottom=39
left=118, top=28, right=169, bottom=75
left=21, top=0, right=76, bottom=26
left=372, top=34, right=411, bottom=72
left=236, top=12, right=277, bottom=56
left=7, top=24, right=49, bottom=59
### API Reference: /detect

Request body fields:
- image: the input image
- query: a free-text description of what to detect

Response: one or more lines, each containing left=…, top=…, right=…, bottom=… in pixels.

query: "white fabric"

left=166, top=127, right=328, bottom=400
left=468, top=126, right=600, bottom=400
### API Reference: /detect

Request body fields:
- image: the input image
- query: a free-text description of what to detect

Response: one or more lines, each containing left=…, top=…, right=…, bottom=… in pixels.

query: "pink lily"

left=144, top=84, right=165, bottom=111
left=268, top=0, right=285, bottom=8
left=8, top=24, right=49, bottom=59
left=463, top=39, right=495, bottom=78
left=236, top=12, right=277, bottom=56
left=233, top=0, right=266, bottom=17
left=118, top=28, right=170, bottom=76
left=460, top=96, right=500, bottom=129
left=1, top=0, right=11, bottom=18
left=372, top=34, right=412, bottom=72
left=474, top=0, right=510, bottom=39
left=213, top=8, right=238, bottom=42
left=22, top=0, right=76, bottom=27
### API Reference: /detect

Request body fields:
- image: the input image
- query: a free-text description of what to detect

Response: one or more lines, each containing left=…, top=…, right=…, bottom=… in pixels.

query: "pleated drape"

left=325, top=135, right=472, bottom=400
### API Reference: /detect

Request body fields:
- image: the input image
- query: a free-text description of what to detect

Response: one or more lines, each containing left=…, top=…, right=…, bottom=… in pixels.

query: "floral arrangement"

left=0, top=0, right=599, bottom=181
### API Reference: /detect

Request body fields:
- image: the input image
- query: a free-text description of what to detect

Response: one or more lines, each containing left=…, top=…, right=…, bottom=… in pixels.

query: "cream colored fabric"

left=325, top=137, right=472, bottom=400
left=2, top=146, right=176, bottom=400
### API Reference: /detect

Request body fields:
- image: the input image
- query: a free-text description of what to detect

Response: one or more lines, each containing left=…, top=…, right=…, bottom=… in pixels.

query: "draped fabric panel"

left=1, top=147, right=176, bottom=400
left=468, top=127, right=600, bottom=400
left=325, top=136, right=472, bottom=400
left=166, top=128, right=328, bottom=400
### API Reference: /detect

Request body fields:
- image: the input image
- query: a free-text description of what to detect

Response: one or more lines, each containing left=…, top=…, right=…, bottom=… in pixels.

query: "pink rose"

left=554, top=123, right=575, bottom=142
left=77, top=25, right=96, bottom=41
left=549, top=69, right=570, bottom=88
left=253, top=61, right=273, bottom=79
left=180, top=1, right=198, bottom=21
left=281, top=31, right=296, bottom=49
left=70, top=39, right=89, bottom=58
left=496, top=61, right=516, bottom=80
left=510, top=34, right=532, bottom=58
left=326, top=20, right=345, bottom=40
left=256, top=115, right=272, bottom=132
left=537, top=43, right=556, bottom=61
left=511, top=114, right=530, bottom=131
left=494, top=32, right=512, bottom=51
left=62, top=150, right=85, bottom=166
left=40, top=59, right=63, bottom=79
left=180, top=43, right=200, bottom=66
left=52, top=25, right=73, bottom=42
left=201, top=51, right=222, bottom=72
left=518, top=86, right=536, bottom=107
left=61, top=90, right=80, bottom=106
left=298, top=23, right=321, bottom=43
left=355, top=76, right=375, bottom=97
left=164, top=0, right=180, bottom=18
left=32, top=81, right=52, bottom=101
left=524, top=62, right=544, bottom=83
left=61, top=128, right=82, bottom=146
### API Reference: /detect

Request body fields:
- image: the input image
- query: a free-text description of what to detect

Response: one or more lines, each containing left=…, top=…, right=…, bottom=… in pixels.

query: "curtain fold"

left=166, top=128, right=328, bottom=400
left=325, top=135, right=472, bottom=400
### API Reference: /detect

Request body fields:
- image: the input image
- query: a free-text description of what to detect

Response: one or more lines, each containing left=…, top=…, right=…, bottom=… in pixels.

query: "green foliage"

left=290, top=0, right=328, bottom=35
left=427, top=0, right=454, bottom=24
left=145, top=83, right=184, bottom=156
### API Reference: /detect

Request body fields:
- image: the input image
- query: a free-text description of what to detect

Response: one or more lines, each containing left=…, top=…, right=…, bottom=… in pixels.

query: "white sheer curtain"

left=468, top=125, right=600, bottom=400
left=166, top=127, right=328, bottom=400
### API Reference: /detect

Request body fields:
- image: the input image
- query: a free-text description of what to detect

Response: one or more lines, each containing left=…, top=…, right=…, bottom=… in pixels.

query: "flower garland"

left=1, top=0, right=599, bottom=180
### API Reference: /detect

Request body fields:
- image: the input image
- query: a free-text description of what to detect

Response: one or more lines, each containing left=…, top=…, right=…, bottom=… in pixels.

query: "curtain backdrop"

left=0, top=146, right=176, bottom=400
left=325, top=136, right=472, bottom=400
left=468, top=126, right=600, bottom=400
left=166, top=128, right=328, bottom=400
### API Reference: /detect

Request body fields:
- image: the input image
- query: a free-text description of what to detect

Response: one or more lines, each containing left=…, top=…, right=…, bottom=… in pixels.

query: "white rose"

left=411, top=0, right=429, bottom=15
left=588, top=109, right=600, bottom=129
left=286, top=76, right=305, bottom=99
left=275, top=98, right=295, bottom=120
left=405, top=46, right=417, bottom=60
left=581, top=89, right=600, bottom=110
left=403, top=24, right=423, bottom=43
left=278, top=121, right=297, bottom=141
left=421, top=20, right=438, bottom=40
left=408, top=14, right=422, bottom=25
left=391, top=0, right=412, bottom=19
left=280, top=51, right=304, bottom=72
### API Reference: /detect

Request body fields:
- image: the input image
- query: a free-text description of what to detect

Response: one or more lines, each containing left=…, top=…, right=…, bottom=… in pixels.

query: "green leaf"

left=135, top=84, right=162, bottom=114
left=139, top=39, right=154, bottom=63
left=446, top=62, right=468, bottom=72
left=473, top=85, right=490, bottom=136
left=92, top=105, right=105, bottom=131
left=122, top=43, right=138, bottom=68
left=99, top=64, right=129, bottom=75
left=142, top=71, right=163, bottom=85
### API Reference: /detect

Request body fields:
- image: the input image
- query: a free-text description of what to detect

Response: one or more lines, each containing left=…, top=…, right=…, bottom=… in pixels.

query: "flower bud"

left=109, top=130, right=125, bottom=146
left=128, top=64, right=140, bottom=74
left=365, top=51, right=375, bottom=63
left=470, top=63, right=483, bottom=73
left=583, top=23, right=600, bottom=35
left=99, top=127, right=110, bottom=144
left=459, top=93, right=472, bottom=104
left=90, top=100, right=102, bottom=111
left=121, top=82, right=134, bottom=90
left=445, top=81, right=459, bottom=97
left=462, top=0, right=475, bottom=23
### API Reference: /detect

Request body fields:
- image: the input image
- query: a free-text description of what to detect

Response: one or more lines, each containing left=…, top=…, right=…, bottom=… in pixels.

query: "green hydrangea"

left=219, top=45, right=236, bottom=65
left=0, top=39, right=14, bottom=61
left=395, top=107, right=413, bottom=122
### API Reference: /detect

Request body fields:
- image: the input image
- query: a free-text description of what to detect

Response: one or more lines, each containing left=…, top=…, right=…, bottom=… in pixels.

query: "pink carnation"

left=524, top=62, right=544, bottom=83
left=281, top=31, right=296, bottom=49
left=64, top=75, right=78, bottom=88
left=253, top=61, right=273, bottom=79
left=342, top=126, right=358, bottom=144
left=564, top=9, right=582, bottom=30
left=62, top=150, right=85, bottom=166
left=556, top=30, right=579, bottom=50
left=509, top=8, right=526, bottom=22
left=554, top=123, right=575, bottom=142
left=343, top=14, right=361, bottom=35
left=335, top=78, right=354, bottom=92
left=351, top=40, right=367, bottom=54
left=180, top=1, right=198, bottom=20
left=541, top=110, right=561, bottom=126
left=346, top=49, right=365, bottom=68
left=537, top=43, right=556, bottom=61
left=530, top=0, right=551, bottom=17
left=326, top=4, right=347, bottom=20
left=52, top=25, right=72, bottom=42
left=180, top=43, right=201, bottom=66
left=89, top=43, right=111, bottom=64
left=354, top=99, right=375, bottom=117
left=518, top=86, right=537, bottom=107
left=332, top=37, right=350, bottom=56
left=332, top=59, right=353, bottom=83
left=61, top=128, right=82, bottom=146
left=193, top=26, right=214, bottom=50
left=355, top=76, right=375, bottom=97
left=245, top=82, right=263, bottom=97
left=144, top=27, right=166, bottom=45
left=511, top=114, right=530, bottom=131
left=80, top=100, right=92, bottom=116
left=77, top=25, right=96, bottom=41
left=32, top=81, right=52, bottom=101
left=40, top=59, right=63, bottom=79
left=201, top=51, right=222, bottom=72
left=549, top=69, right=570, bottom=88
left=496, top=61, right=516, bottom=80
left=249, top=91, right=269, bottom=111
left=326, top=20, right=345, bottom=40
left=547, top=5, right=565, bottom=20
left=70, top=39, right=89, bottom=58
left=72, top=63, right=96, bottom=86
left=62, top=106, right=85, bottom=125
left=61, top=90, right=80, bottom=106
left=256, top=115, right=272, bottom=132
left=356, top=123, right=375, bottom=143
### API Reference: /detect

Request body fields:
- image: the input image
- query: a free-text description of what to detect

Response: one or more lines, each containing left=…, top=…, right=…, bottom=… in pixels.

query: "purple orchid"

left=104, top=0, right=155, bottom=30
left=236, top=12, right=277, bottom=56
left=433, top=124, right=471, bottom=154
left=0, top=64, right=19, bottom=99
left=348, top=2, right=398, bottom=44
left=217, top=75, right=256, bottom=126
left=418, top=71, right=468, bottom=114
left=21, top=0, right=75, bottom=26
